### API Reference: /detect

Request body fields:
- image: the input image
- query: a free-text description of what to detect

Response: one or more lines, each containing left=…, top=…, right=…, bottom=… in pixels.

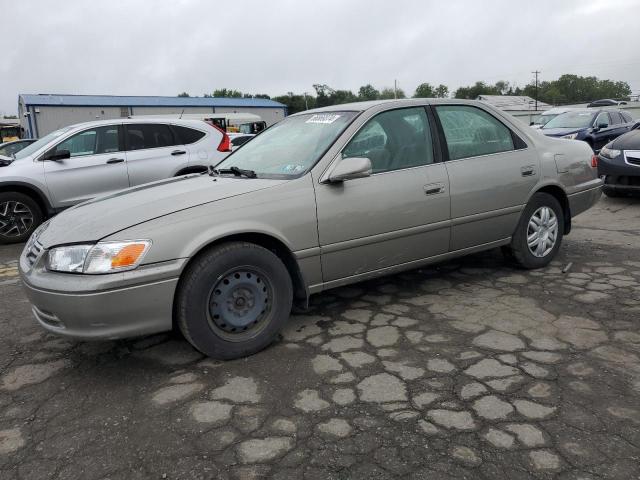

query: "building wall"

left=23, top=104, right=287, bottom=137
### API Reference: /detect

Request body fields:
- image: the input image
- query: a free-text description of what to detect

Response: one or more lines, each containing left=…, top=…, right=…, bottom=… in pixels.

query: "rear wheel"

left=602, top=186, right=622, bottom=198
left=175, top=242, right=293, bottom=359
left=505, top=192, right=564, bottom=269
left=0, top=192, right=43, bottom=245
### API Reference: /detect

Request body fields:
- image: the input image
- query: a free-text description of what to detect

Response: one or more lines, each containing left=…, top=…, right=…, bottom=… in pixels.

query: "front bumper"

left=20, top=246, right=186, bottom=340
left=598, top=151, right=640, bottom=194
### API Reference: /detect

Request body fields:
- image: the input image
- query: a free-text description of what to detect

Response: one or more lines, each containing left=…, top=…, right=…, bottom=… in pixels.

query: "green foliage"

left=196, top=74, right=631, bottom=113
left=454, top=81, right=502, bottom=99
left=379, top=87, right=406, bottom=99
left=211, top=88, right=244, bottom=98
left=358, top=84, right=380, bottom=101
left=521, top=74, right=631, bottom=104
left=177, top=92, right=190, bottom=97
left=413, top=83, right=449, bottom=98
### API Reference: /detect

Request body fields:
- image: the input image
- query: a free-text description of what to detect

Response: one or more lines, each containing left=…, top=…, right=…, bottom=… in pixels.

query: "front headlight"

left=562, top=133, right=579, bottom=140
left=600, top=146, right=621, bottom=159
left=46, top=240, right=151, bottom=274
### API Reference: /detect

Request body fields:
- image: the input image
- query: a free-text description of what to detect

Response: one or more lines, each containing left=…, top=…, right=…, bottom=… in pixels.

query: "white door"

left=124, top=123, right=190, bottom=186
left=43, top=125, right=130, bottom=207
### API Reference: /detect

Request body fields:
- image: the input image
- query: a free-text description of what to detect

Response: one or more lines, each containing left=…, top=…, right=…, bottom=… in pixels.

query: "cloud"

left=1, top=0, right=637, bottom=115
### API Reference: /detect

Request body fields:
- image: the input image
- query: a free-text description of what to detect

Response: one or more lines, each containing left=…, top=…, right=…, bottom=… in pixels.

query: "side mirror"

left=43, top=149, right=70, bottom=161
left=327, top=157, right=372, bottom=183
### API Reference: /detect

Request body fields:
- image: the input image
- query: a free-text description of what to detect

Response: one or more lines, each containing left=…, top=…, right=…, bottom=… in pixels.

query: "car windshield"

left=533, top=114, right=556, bottom=126
left=543, top=111, right=595, bottom=129
left=215, top=112, right=358, bottom=178
left=13, top=127, right=73, bottom=160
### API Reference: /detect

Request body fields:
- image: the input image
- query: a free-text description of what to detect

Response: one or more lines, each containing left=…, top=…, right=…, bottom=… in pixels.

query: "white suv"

left=0, top=118, right=230, bottom=244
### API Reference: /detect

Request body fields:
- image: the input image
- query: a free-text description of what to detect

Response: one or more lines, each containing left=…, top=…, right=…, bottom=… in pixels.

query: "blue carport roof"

left=20, top=94, right=286, bottom=109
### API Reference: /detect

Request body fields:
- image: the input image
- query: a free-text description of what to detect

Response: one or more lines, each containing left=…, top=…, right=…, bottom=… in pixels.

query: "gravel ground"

left=0, top=195, right=639, bottom=480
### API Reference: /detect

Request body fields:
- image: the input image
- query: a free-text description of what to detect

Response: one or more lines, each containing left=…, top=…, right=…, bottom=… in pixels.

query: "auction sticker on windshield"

left=306, top=114, right=341, bottom=124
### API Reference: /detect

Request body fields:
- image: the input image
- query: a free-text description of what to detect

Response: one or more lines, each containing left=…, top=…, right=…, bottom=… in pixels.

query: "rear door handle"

left=521, top=165, right=536, bottom=176
left=106, top=158, right=124, bottom=164
left=171, top=150, right=187, bottom=156
left=424, top=182, right=445, bottom=195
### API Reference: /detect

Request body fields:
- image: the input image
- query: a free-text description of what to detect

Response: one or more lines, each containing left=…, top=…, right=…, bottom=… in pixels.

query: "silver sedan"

left=20, top=99, right=603, bottom=359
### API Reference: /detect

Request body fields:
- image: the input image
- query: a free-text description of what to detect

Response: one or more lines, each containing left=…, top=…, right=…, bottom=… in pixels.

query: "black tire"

left=505, top=192, right=564, bottom=269
left=175, top=242, right=293, bottom=359
left=602, top=187, right=622, bottom=198
left=0, top=192, right=43, bottom=245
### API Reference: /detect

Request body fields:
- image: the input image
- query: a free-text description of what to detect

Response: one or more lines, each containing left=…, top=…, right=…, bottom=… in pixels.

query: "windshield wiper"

left=210, top=165, right=257, bottom=178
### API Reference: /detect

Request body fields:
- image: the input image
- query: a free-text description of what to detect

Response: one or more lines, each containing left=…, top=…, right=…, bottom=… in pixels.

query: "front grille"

left=25, top=240, right=43, bottom=268
left=624, top=150, right=640, bottom=167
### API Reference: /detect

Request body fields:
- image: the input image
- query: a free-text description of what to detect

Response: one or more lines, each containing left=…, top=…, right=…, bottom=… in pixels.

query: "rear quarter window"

left=172, top=125, right=206, bottom=145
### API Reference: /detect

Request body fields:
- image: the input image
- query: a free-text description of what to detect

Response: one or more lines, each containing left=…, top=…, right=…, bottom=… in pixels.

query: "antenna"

left=179, top=109, right=185, bottom=119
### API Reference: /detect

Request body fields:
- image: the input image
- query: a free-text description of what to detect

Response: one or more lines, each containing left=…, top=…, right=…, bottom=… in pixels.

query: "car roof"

left=292, top=98, right=486, bottom=115
left=62, top=117, right=214, bottom=130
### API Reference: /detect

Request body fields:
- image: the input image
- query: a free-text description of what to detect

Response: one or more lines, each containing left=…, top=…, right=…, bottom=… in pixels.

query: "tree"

left=379, top=87, right=406, bottom=99
left=454, top=81, right=500, bottom=99
left=358, top=84, right=380, bottom=101
left=211, top=88, right=243, bottom=98
left=413, top=83, right=436, bottom=98
left=413, top=83, right=448, bottom=98
left=434, top=84, right=449, bottom=98
left=521, top=74, right=631, bottom=105
left=177, top=92, right=190, bottom=97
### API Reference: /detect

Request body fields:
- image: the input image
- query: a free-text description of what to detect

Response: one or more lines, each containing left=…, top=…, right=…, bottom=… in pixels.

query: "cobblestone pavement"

left=0, top=196, right=639, bottom=480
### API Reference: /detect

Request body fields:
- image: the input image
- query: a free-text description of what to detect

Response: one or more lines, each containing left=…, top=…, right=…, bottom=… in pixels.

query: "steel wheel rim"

left=207, top=267, right=273, bottom=342
left=527, top=206, right=558, bottom=258
left=0, top=201, right=34, bottom=238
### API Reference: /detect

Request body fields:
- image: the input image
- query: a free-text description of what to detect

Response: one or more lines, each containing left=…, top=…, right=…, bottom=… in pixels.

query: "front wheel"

left=175, top=242, right=293, bottom=359
left=0, top=192, right=43, bottom=245
left=505, top=192, right=564, bottom=269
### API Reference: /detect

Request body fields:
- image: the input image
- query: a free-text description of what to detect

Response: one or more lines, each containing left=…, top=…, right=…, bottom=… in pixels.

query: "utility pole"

left=394, top=79, right=398, bottom=99
left=532, top=70, right=540, bottom=111
left=303, top=92, right=309, bottom=110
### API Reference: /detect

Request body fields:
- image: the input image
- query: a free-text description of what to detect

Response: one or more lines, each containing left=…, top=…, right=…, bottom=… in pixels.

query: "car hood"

left=541, top=127, right=585, bottom=137
left=37, top=174, right=288, bottom=247
left=610, top=128, right=640, bottom=150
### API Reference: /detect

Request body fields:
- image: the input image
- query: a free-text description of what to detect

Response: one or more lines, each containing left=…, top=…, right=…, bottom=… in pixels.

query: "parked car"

left=541, top=108, right=635, bottom=151
left=0, top=138, right=36, bottom=157
left=0, top=119, right=230, bottom=243
left=229, top=133, right=255, bottom=151
left=588, top=99, right=627, bottom=107
left=598, top=123, right=640, bottom=197
left=530, top=107, right=574, bottom=129
left=19, top=99, right=602, bottom=359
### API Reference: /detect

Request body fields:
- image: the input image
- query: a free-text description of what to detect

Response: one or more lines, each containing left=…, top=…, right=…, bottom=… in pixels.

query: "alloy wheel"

left=0, top=201, right=34, bottom=238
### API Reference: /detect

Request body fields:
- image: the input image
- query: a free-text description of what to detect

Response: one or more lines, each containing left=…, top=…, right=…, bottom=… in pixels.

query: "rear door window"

left=435, top=105, right=516, bottom=160
left=621, top=112, right=633, bottom=123
left=608, top=112, right=622, bottom=125
left=126, top=124, right=177, bottom=151
left=172, top=125, right=206, bottom=145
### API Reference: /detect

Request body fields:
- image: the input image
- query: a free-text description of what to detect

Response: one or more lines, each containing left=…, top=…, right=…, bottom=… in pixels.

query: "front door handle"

left=521, top=165, right=536, bottom=176
left=171, top=150, right=187, bottom=156
left=424, top=182, right=445, bottom=195
left=106, top=158, right=124, bottom=164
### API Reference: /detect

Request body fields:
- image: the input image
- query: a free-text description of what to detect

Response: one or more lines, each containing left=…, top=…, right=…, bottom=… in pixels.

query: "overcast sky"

left=3, top=0, right=639, bottom=115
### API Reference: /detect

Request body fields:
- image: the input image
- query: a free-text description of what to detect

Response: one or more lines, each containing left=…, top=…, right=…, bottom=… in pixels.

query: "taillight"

left=211, top=124, right=231, bottom=152
left=591, top=154, right=598, bottom=168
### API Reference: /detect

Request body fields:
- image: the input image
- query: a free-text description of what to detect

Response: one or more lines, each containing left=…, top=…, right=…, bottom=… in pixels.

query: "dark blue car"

left=541, top=108, right=635, bottom=152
